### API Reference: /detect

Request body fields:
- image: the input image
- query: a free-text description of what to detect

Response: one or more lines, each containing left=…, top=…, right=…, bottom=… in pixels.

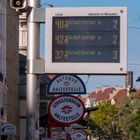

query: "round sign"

left=38, top=127, right=45, bottom=135
left=48, top=95, right=85, bottom=125
left=71, top=130, right=86, bottom=140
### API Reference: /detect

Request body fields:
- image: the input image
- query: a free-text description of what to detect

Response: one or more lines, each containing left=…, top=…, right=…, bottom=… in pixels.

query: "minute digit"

left=113, top=19, right=118, bottom=30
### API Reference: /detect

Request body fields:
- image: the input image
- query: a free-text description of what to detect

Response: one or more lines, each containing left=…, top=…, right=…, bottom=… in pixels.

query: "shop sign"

left=0, top=123, right=16, bottom=135
left=51, top=131, right=67, bottom=140
left=51, top=131, right=59, bottom=138
left=65, top=126, right=73, bottom=134
left=48, top=75, right=86, bottom=94
left=49, top=95, right=85, bottom=125
left=60, top=132, right=67, bottom=139
left=71, top=130, right=86, bottom=140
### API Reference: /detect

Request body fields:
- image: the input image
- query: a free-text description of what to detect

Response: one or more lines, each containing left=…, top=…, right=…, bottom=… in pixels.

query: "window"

left=40, top=83, right=47, bottom=97
left=40, top=102, right=47, bottom=115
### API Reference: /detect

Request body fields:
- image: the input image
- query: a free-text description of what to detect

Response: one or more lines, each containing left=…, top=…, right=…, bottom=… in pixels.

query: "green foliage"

left=135, top=108, right=140, bottom=123
left=90, top=100, right=119, bottom=129
left=115, top=94, right=140, bottom=140
left=88, top=92, right=140, bottom=139
left=89, top=100, right=128, bottom=139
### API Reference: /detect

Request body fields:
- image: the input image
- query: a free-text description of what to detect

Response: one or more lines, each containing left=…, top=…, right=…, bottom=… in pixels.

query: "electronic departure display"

left=45, top=7, right=127, bottom=74
left=52, top=17, right=120, bottom=63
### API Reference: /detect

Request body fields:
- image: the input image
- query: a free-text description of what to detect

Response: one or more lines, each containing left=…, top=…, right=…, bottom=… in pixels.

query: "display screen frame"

left=45, top=7, right=127, bottom=74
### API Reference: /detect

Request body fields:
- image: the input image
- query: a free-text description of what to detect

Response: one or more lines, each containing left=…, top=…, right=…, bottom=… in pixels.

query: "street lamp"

left=71, top=107, right=98, bottom=129
left=136, top=76, right=140, bottom=82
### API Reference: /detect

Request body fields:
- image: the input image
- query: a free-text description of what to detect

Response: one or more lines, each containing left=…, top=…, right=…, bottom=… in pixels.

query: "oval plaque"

left=48, top=95, right=85, bottom=125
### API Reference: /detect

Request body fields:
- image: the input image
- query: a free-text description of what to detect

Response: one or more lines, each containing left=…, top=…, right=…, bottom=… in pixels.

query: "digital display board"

left=52, top=17, right=120, bottom=63
left=45, top=7, right=127, bottom=74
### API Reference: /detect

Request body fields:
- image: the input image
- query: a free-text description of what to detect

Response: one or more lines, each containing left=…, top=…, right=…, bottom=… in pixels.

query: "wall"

left=1, top=0, right=19, bottom=139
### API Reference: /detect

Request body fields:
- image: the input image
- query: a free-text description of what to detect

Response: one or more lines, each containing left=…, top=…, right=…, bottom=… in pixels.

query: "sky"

left=40, top=0, right=140, bottom=93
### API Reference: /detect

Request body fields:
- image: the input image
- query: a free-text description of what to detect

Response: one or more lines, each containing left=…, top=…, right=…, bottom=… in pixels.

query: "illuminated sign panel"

left=45, top=7, right=127, bottom=74
left=53, top=16, right=120, bottom=63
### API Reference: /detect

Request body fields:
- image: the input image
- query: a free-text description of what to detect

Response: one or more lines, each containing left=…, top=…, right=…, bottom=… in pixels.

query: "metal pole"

left=27, top=0, right=40, bottom=139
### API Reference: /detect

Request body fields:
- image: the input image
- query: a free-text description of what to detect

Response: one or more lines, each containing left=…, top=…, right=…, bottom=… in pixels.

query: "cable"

left=128, top=27, right=140, bottom=30
left=41, top=3, right=54, bottom=7
left=84, top=75, right=90, bottom=85
left=128, top=63, right=140, bottom=66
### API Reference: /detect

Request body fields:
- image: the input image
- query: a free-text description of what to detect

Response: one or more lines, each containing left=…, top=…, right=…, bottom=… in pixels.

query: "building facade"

left=19, top=12, right=27, bottom=140
left=0, top=0, right=19, bottom=139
